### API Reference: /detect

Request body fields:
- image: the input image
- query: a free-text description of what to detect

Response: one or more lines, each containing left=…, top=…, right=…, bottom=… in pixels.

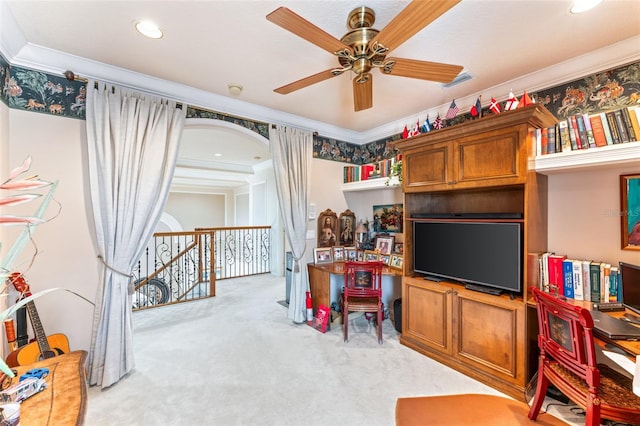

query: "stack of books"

left=536, top=252, right=621, bottom=303
left=534, top=105, right=640, bottom=156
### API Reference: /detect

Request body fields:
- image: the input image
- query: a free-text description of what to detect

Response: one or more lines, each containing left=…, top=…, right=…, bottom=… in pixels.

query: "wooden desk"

left=307, top=262, right=401, bottom=316
left=6, top=351, right=87, bottom=425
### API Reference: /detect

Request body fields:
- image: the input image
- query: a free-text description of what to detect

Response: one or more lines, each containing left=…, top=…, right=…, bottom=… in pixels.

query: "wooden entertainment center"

left=394, top=104, right=557, bottom=400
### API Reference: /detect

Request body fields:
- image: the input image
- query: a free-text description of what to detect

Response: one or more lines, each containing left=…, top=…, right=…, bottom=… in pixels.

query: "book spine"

left=540, top=127, right=549, bottom=155
left=569, top=116, right=581, bottom=149
left=621, top=107, right=637, bottom=142
left=582, top=113, right=596, bottom=148
left=582, top=260, right=591, bottom=302
left=599, top=112, right=613, bottom=145
left=547, top=126, right=556, bottom=154
left=558, top=120, right=572, bottom=152
left=613, top=109, right=630, bottom=143
left=575, top=115, right=590, bottom=149
left=541, top=252, right=551, bottom=292
left=602, top=263, right=611, bottom=303
left=605, top=111, right=621, bottom=143
left=588, top=114, right=607, bottom=147
left=572, top=260, right=583, bottom=301
left=609, top=266, right=619, bottom=302
left=589, top=261, right=600, bottom=303
left=548, top=255, right=567, bottom=296
left=562, top=259, right=574, bottom=299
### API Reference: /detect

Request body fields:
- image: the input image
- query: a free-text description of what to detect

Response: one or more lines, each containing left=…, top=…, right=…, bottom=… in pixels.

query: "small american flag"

left=445, top=100, right=459, bottom=119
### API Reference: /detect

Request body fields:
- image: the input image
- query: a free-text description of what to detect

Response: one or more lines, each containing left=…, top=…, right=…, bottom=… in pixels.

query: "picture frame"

left=363, top=250, right=380, bottom=262
left=317, top=208, right=338, bottom=248
left=390, top=254, right=404, bottom=271
left=332, top=246, right=346, bottom=262
left=393, top=242, right=404, bottom=255
left=354, top=270, right=373, bottom=288
left=374, top=235, right=395, bottom=255
left=621, top=173, right=640, bottom=251
left=380, top=254, right=391, bottom=265
left=339, top=209, right=356, bottom=247
left=356, top=249, right=364, bottom=262
left=345, top=247, right=357, bottom=262
left=313, top=247, right=333, bottom=264
left=372, top=204, right=404, bottom=233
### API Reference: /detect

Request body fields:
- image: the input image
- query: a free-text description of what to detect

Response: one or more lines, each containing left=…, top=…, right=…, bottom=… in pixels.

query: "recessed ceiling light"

left=134, top=20, right=164, bottom=39
left=570, top=0, right=603, bottom=14
left=228, top=84, right=243, bottom=96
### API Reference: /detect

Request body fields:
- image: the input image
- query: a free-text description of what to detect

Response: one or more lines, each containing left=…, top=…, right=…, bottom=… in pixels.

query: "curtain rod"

left=63, top=70, right=184, bottom=108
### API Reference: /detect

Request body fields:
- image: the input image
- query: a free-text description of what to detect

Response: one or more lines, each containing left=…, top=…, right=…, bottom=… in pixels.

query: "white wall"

left=166, top=192, right=226, bottom=229
left=547, top=165, right=640, bottom=266
left=4, top=109, right=97, bottom=356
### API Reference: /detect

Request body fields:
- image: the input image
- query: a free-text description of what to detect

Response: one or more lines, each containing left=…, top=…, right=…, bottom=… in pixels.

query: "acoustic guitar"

left=5, top=273, right=70, bottom=367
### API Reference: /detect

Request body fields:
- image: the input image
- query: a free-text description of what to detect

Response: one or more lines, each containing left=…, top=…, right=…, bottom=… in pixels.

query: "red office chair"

left=529, top=287, right=640, bottom=425
left=342, top=261, right=384, bottom=344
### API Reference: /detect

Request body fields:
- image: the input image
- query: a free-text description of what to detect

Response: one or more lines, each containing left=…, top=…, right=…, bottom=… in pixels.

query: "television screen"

left=413, top=220, right=522, bottom=294
left=621, top=261, right=640, bottom=316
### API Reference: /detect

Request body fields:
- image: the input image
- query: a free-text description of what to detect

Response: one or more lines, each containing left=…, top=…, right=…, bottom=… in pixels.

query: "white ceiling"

left=2, top=0, right=640, bottom=189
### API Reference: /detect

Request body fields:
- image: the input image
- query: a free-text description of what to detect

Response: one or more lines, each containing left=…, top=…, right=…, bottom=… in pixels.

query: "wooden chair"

left=342, top=261, right=384, bottom=344
left=528, top=287, right=640, bottom=425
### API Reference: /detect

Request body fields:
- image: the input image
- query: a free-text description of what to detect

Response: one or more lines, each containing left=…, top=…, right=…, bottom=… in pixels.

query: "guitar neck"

left=25, top=301, right=52, bottom=354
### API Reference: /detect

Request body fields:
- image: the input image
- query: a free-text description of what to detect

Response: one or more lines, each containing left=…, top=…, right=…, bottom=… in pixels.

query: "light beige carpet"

left=85, top=273, right=584, bottom=425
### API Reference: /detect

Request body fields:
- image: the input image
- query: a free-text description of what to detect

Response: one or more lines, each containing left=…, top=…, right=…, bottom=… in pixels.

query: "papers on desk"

left=602, top=351, right=640, bottom=396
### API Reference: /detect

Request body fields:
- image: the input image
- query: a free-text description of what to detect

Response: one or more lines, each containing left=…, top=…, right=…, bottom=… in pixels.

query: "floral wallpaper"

left=2, top=50, right=639, bottom=165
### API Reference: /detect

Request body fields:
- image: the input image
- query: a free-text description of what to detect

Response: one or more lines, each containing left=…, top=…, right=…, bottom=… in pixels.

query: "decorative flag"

left=470, top=96, right=482, bottom=118
left=421, top=116, right=431, bottom=133
left=432, top=114, right=443, bottom=130
left=402, top=125, right=408, bottom=139
left=445, top=100, right=459, bottom=119
left=505, top=91, right=519, bottom=110
left=518, top=90, right=534, bottom=108
left=489, top=97, right=501, bottom=115
left=408, top=121, right=421, bottom=137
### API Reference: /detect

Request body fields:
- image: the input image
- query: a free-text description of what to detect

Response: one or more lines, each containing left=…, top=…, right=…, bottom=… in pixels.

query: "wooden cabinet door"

left=452, top=289, right=526, bottom=386
left=403, top=141, right=454, bottom=192
left=403, top=277, right=453, bottom=354
left=453, top=127, right=527, bottom=189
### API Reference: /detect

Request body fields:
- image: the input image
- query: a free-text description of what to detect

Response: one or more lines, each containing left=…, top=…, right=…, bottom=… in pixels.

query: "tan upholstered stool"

left=396, top=394, right=569, bottom=426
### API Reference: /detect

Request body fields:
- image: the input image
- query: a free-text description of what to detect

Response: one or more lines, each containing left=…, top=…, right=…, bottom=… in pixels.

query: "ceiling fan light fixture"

left=228, top=84, right=243, bottom=96
left=134, top=20, right=164, bottom=39
left=570, top=0, right=604, bottom=14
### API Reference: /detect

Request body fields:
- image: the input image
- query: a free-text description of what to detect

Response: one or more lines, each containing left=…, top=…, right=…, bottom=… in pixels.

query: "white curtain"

left=85, top=80, right=186, bottom=387
left=269, top=125, right=312, bottom=323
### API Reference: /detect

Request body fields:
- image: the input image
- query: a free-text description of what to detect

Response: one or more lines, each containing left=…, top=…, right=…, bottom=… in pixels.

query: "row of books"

left=535, top=105, right=640, bottom=156
left=539, top=252, right=620, bottom=303
left=343, top=156, right=400, bottom=183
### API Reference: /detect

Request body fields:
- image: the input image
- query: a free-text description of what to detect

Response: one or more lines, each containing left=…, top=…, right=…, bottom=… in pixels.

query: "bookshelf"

left=342, top=178, right=400, bottom=192
left=534, top=139, right=640, bottom=174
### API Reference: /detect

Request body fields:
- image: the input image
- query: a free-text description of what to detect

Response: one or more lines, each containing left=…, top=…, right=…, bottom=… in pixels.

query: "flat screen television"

left=621, top=261, right=640, bottom=316
left=413, top=219, right=523, bottom=295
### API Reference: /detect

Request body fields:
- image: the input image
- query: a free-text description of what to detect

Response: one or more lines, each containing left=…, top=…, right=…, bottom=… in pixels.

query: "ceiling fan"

left=266, top=1, right=464, bottom=112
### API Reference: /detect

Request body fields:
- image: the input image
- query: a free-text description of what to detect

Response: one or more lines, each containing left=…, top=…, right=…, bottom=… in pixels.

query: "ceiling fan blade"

left=370, top=0, right=461, bottom=53
left=353, top=73, right=373, bottom=112
left=383, top=58, right=463, bottom=83
left=274, top=69, right=338, bottom=94
left=267, top=7, right=353, bottom=56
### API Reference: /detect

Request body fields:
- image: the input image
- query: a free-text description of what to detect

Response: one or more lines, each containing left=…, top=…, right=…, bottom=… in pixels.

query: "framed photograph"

left=313, top=247, right=333, bottom=264
left=390, top=254, right=404, bottom=271
left=372, top=204, right=404, bottom=233
left=394, top=242, right=404, bottom=255
left=375, top=235, right=395, bottom=255
left=380, top=254, right=391, bottom=265
left=356, top=249, right=364, bottom=262
left=363, top=250, right=380, bottom=262
left=621, top=173, right=640, bottom=250
left=332, top=246, right=346, bottom=262
left=354, top=270, right=373, bottom=288
left=345, top=247, right=357, bottom=262
left=339, top=209, right=356, bottom=247
left=317, top=208, right=338, bottom=248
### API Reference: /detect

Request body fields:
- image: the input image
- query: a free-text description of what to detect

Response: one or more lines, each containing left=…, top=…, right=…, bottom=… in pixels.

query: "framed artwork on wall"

left=317, top=209, right=338, bottom=248
left=621, top=173, right=640, bottom=250
left=372, top=204, right=403, bottom=233
left=339, top=209, right=356, bottom=247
